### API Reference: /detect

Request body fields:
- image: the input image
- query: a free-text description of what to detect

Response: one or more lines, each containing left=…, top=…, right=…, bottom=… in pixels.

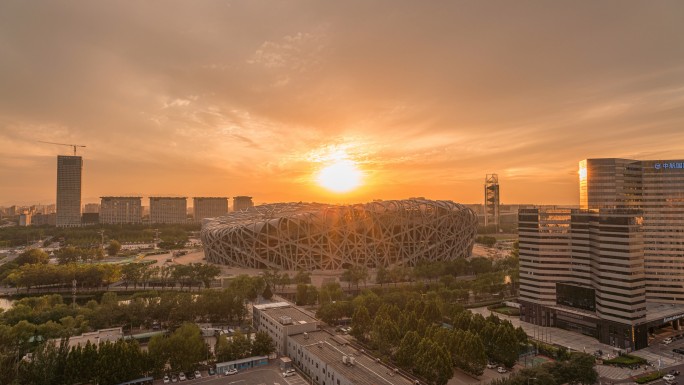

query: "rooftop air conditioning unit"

left=349, top=357, right=356, bottom=365
left=342, top=355, right=348, bottom=364
left=279, top=316, right=293, bottom=325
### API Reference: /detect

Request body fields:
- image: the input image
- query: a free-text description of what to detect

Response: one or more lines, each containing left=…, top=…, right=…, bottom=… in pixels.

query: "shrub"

left=634, top=371, right=663, bottom=384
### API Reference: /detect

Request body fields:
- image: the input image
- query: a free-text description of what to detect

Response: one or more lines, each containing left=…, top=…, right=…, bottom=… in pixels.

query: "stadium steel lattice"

left=201, top=199, right=478, bottom=270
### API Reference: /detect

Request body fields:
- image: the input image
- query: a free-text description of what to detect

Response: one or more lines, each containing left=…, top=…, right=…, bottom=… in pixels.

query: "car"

left=674, top=348, right=684, bottom=354
left=497, top=367, right=507, bottom=374
left=486, top=363, right=497, bottom=369
left=194, top=370, right=202, bottom=378
left=208, top=367, right=216, bottom=376
left=664, top=337, right=674, bottom=345
left=283, top=371, right=296, bottom=377
left=171, top=374, right=178, bottom=383
left=664, top=374, right=676, bottom=382
left=671, top=370, right=681, bottom=376
left=225, top=368, right=238, bottom=376
left=186, top=373, right=195, bottom=380
left=178, top=372, right=186, bottom=381
left=163, top=375, right=170, bottom=384
left=284, top=368, right=296, bottom=374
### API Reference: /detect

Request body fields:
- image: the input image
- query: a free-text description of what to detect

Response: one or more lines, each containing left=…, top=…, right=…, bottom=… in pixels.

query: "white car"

left=497, top=367, right=507, bottom=374
left=486, top=363, right=497, bottom=369
left=194, top=371, right=201, bottom=379
left=163, top=375, right=170, bottom=384
left=664, top=337, right=674, bottom=345
left=178, top=372, right=186, bottom=381
left=283, top=371, right=296, bottom=377
left=225, top=368, right=238, bottom=376
left=664, top=374, right=676, bottom=382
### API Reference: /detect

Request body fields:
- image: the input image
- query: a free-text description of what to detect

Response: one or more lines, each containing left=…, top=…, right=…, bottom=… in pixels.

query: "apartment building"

left=149, top=197, right=187, bottom=224
left=193, top=197, right=229, bottom=222
left=100, top=197, right=142, bottom=224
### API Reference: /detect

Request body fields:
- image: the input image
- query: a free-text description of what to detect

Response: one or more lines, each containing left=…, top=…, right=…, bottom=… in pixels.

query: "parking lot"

left=155, top=363, right=307, bottom=385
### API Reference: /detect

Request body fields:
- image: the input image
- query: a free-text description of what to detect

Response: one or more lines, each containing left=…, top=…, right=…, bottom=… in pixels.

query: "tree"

left=106, top=240, right=121, bottom=257
left=395, top=331, right=420, bottom=368
left=351, top=305, right=371, bottom=341
left=148, top=323, right=206, bottom=373
left=375, top=266, right=390, bottom=286
left=262, top=284, right=274, bottom=300
left=294, top=270, right=311, bottom=284
left=14, top=249, right=49, bottom=266
left=251, top=331, right=275, bottom=356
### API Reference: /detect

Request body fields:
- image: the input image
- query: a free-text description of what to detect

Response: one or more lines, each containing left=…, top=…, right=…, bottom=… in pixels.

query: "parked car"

left=163, top=375, right=170, bottom=384
left=670, top=370, right=681, bottom=376
left=194, top=370, right=202, bottom=378
left=178, top=372, right=186, bottom=381
left=186, top=373, right=194, bottom=380
left=486, top=363, right=497, bottom=369
left=674, top=348, right=684, bottom=354
left=208, top=367, right=216, bottom=376
left=664, top=337, right=674, bottom=345
left=283, top=371, right=296, bottom=377
left=225, top=368, right=238, bottom=376
left=171, top=374, right=178, bottom=383
left=284, top=369, right=295, bottom=374
left=497, top=367, right=507, bottom=374
left=664, top=374, right=676, bottom=382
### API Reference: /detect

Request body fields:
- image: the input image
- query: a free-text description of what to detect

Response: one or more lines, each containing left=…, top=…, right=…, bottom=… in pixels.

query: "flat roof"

left=291, top=331, right=413, bottom=385
left=260, top=305, right=318, bottom=325
left=644, top=302, right=684, bottom=324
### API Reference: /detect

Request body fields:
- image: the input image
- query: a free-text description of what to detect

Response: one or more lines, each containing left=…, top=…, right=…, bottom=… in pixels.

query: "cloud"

left=1, top=1, right=684, bottom=205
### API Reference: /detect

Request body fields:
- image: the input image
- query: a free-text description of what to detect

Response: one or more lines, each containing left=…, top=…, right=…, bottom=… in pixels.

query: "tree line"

left=0, top=223, right=199, bottom=247
left=11, top=322, right=277, bottom=385
left=2, top=252, right=221, bottom=292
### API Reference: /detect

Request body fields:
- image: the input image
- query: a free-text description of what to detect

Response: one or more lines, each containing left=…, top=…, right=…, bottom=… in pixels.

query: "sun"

left=316, top=159, right=363, bottom=193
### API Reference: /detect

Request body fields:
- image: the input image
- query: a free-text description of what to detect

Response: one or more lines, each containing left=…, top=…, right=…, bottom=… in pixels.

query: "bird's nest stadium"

left=201, top=199, right=477, bottom=270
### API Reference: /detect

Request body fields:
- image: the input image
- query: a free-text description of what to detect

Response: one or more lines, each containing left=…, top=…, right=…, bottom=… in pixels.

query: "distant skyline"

left=1, top=1, right=684, bottom=206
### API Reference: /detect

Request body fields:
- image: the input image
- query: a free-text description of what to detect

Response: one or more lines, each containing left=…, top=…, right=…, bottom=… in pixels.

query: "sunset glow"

left=316, top=160, right=363, bottom=193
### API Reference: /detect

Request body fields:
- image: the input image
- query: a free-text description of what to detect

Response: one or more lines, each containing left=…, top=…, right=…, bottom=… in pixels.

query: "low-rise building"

left=253, top=302, right=319, bottom=355
left=287, top=330, right=414, bottom=385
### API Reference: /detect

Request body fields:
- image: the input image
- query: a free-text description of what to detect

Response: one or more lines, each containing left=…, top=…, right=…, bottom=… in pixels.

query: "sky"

left=1, top=1, right=684, bottom=207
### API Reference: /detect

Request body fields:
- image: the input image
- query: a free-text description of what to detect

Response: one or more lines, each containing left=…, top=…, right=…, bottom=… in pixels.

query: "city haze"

left=2, top=1, right=684, bottom=205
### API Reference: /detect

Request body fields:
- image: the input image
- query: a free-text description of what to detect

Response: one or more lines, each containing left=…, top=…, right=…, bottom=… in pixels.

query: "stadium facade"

left=201, top=199, right=477, bottom=270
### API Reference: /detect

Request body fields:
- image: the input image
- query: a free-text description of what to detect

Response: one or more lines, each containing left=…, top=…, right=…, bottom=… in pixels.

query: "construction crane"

left=37, top=141, right=86, bottom=156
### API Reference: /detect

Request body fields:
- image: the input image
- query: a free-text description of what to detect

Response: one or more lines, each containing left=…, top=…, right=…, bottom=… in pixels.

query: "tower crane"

left=37, top=141, right=86, bottom=156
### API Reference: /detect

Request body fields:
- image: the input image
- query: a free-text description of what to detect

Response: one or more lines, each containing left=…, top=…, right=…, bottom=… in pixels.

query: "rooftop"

left=256, top=302, right=318, bottom=325
left=292, top=331, right=413, bottom=385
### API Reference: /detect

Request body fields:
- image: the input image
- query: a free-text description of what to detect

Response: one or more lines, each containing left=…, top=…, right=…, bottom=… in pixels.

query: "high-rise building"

left=149, top=197, right=187, bottom=224
left=100, top=197, right=142, bottom=224
left=232, top=196, right=254, bottom=212
left=519, top=158, right=684, bottom=351
left=19, top=211, right=32, bottom=226
left=193, top=197, right=229, bottom=222
left=580, top=158, right=684, bottom=303
left=484, top=174, right=500, bottom=230
left=56, top=155, right=82, bottom=227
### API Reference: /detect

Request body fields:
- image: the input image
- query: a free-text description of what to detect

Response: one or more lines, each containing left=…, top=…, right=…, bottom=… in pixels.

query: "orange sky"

left=1, top=2, right=684, bottom=206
